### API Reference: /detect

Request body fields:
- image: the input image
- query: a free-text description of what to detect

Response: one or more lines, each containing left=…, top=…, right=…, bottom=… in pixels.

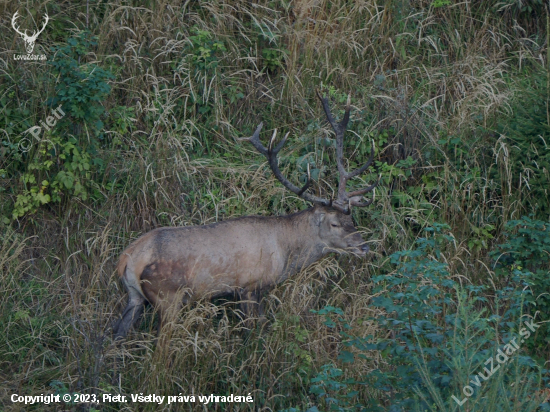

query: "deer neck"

left=278, top=208, right=326, bottom=278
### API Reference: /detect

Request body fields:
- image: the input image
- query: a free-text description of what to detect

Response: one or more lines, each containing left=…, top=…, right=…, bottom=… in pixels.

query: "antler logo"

left=11, top=11, right=49, bottom=54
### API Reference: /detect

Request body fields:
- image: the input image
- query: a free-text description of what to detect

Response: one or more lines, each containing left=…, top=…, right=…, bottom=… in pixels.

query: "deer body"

left=114, top=91, right=378, bottom=339
left=114, top=206, right=367, bottom=338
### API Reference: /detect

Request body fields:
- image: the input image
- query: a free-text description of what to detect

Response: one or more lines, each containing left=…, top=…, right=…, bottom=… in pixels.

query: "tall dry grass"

left=0, top=0, right=548, bottom=410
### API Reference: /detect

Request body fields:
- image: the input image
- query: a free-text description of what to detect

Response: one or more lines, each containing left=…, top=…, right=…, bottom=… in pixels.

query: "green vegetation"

left=0, top=0, right=549, bottom=410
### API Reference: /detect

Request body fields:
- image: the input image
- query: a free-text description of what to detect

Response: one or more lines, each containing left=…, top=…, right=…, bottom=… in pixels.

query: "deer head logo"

left=11, top=11, right=49, bottom=54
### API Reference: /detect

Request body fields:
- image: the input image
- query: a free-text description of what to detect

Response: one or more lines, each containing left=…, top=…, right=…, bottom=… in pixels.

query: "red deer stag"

left=113, top=92, right=377, bottom=339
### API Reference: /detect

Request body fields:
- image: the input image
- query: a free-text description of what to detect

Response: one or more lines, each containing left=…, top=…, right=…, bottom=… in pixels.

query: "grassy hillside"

left=1, top=0, right=549, bottom=410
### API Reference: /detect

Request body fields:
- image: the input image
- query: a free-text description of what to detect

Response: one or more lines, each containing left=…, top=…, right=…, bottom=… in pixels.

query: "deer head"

left=12, top=11, right=49, bottom=54
left=242, top=91, right=378, bottom=215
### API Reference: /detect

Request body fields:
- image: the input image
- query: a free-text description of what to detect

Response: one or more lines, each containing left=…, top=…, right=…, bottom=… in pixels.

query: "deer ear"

left=313, top=211, right=326, bottom=227
left=349, top=195, right=363, bottom=204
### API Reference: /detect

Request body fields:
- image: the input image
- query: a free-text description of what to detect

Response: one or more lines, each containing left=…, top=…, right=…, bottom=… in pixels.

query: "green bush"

left=492, top=216, right=550, bottom=359
left=10, top=32, right=114, bottom=219
left=307, top=223, right=549, bottom=411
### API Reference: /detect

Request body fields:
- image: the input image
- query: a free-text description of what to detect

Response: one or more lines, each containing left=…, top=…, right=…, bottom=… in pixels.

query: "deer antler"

left=11, top=12, right=27, bottom=38
left=240, top=123, right=331, bottom=206
left=242, top=92, right=378, bottom=213
left=316, top=90, right=378, bottom=213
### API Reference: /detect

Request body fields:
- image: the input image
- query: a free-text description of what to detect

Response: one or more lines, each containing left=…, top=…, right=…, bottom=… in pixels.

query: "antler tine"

left=346, top=140, right=376, bottom=179
left=240, top=122, right=268, bottom=155
left=272, top=131, right=289, bottom=154
left=347, top=180, right=378, bottom=198
left=316, top=89, right=338, bottom=131
left=341, top=93, right=351, bottom=131
left=316, top=90, right=351, bottom=135
left=350, top=197, right=374, bottom=207
left=297, top=163, right=312, bottom=196
left=242, top=124, right=330, bottom=206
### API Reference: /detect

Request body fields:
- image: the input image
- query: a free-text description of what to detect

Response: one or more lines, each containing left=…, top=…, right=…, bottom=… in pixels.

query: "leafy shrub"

left=307, top=224, right=548, bottom=411
left=10, top=32, right=114, bottom=219
left=180, top=27, right=227, bottom=117
left=49, top=32, right=113, bottom=140
left=491, top=216, right=550, bottom=359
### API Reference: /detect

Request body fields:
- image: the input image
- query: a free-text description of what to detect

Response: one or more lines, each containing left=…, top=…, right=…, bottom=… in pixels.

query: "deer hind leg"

left=113, top=287, right=145, bottom=341
left=113, top=263, right=148, bottom=340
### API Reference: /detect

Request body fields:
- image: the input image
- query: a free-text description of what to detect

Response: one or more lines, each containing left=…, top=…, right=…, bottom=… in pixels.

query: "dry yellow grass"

left=0, top=0, right=547, bottom=410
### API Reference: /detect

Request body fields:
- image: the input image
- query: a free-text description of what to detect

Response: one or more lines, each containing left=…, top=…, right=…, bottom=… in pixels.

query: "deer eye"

left=331, top=223, right=340, bottom=228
